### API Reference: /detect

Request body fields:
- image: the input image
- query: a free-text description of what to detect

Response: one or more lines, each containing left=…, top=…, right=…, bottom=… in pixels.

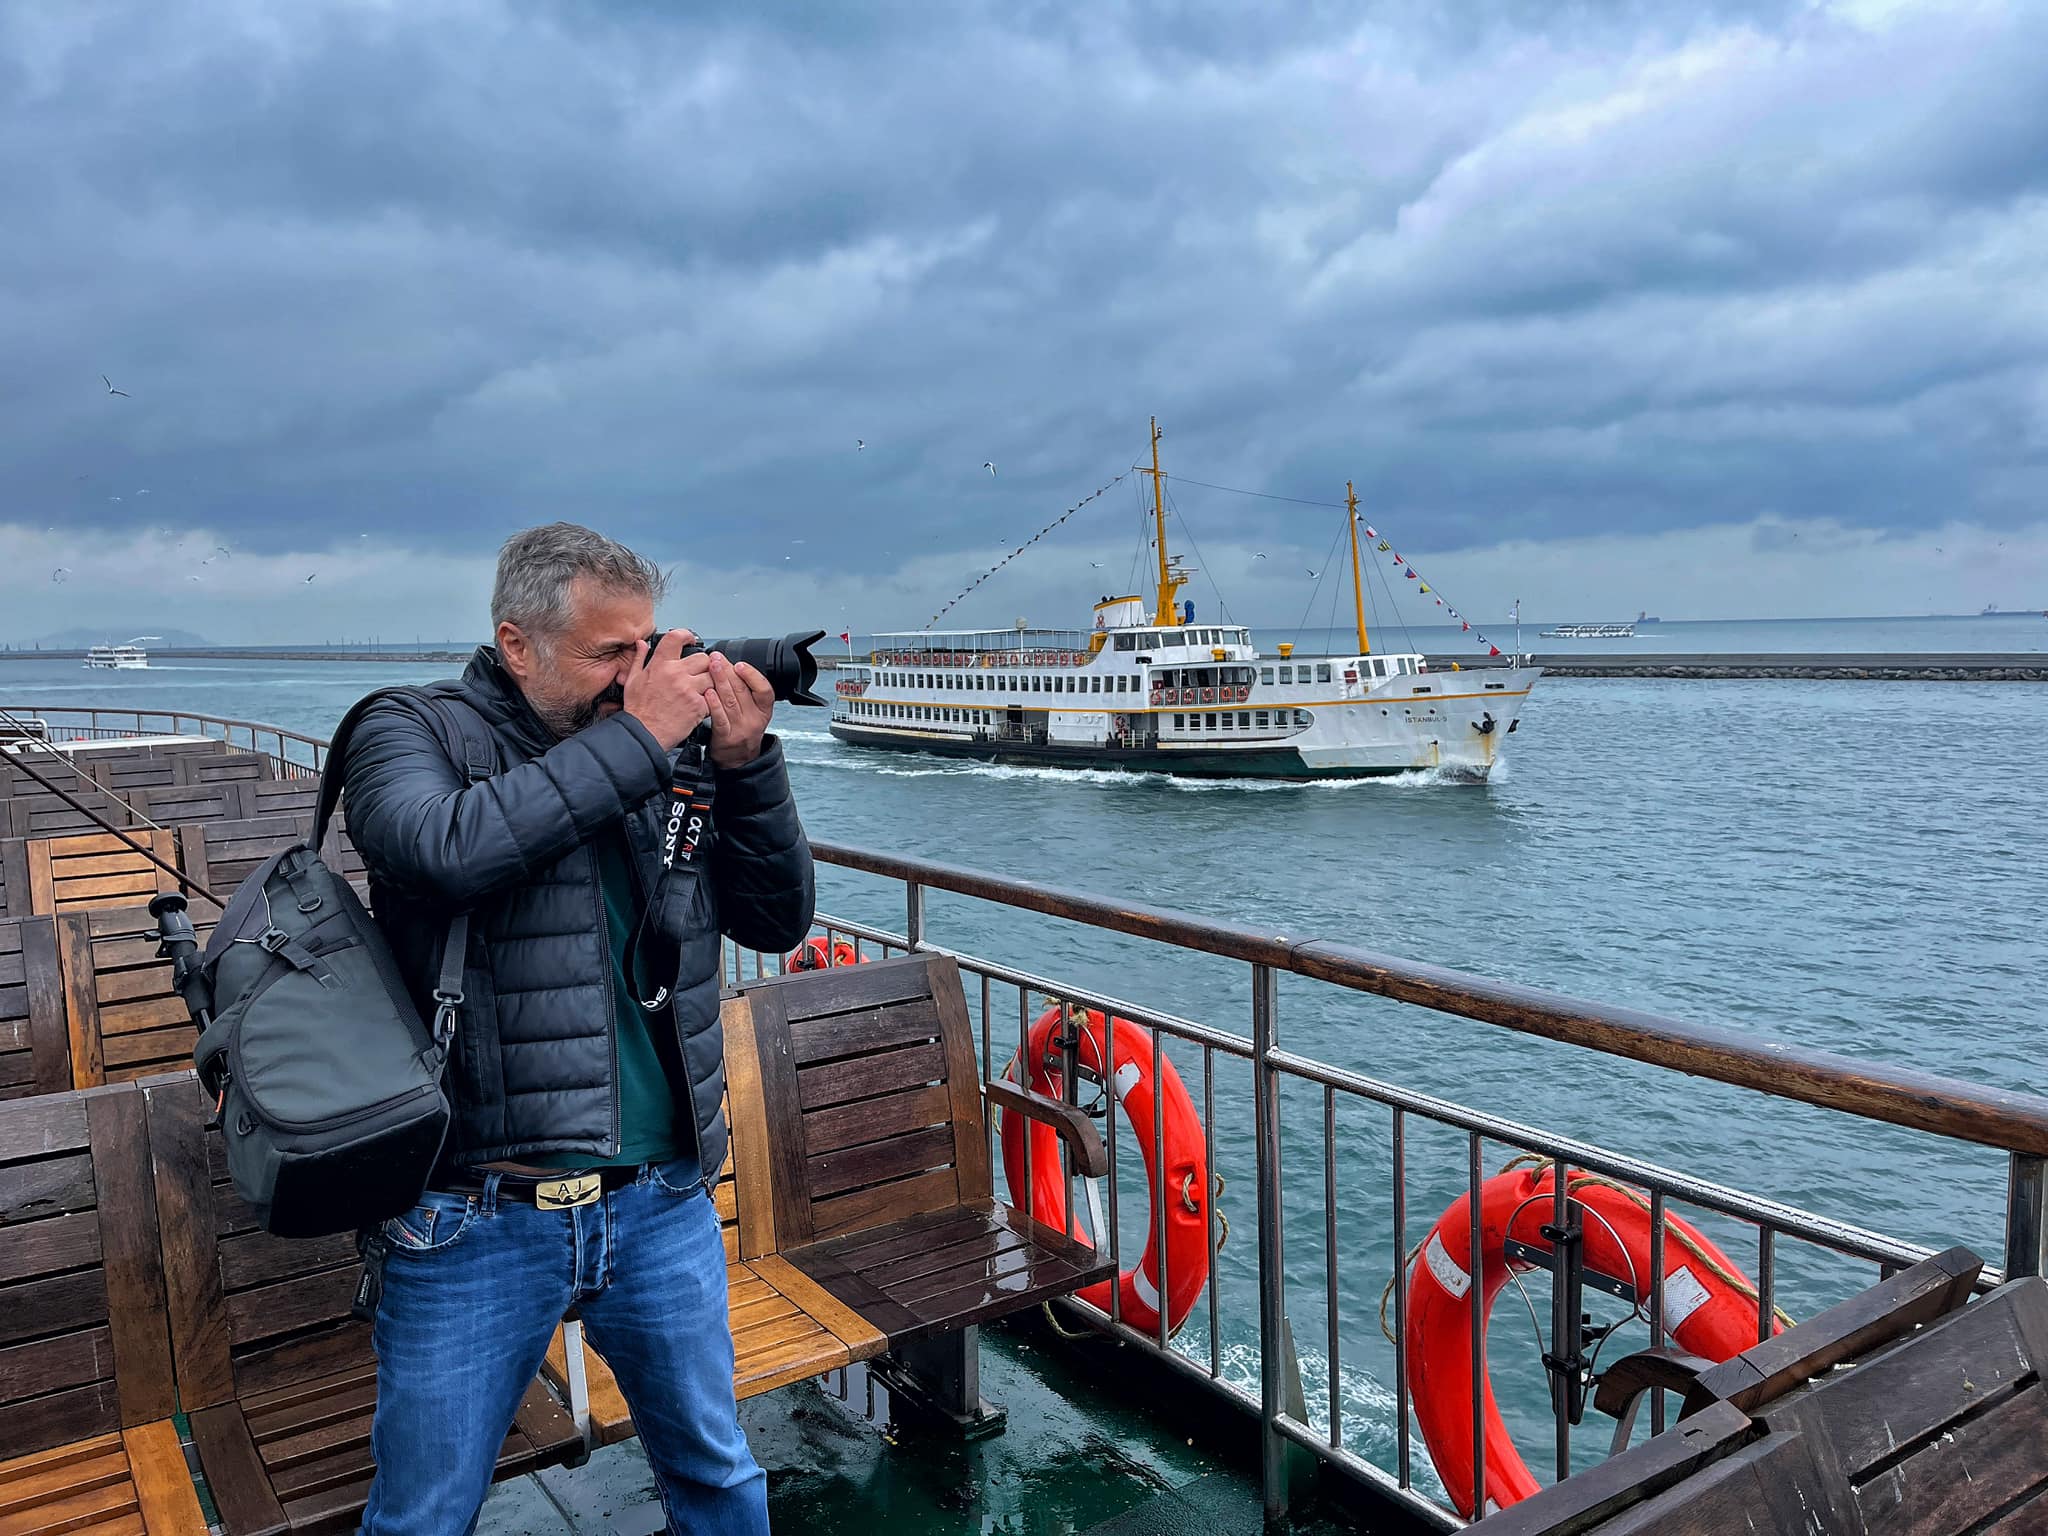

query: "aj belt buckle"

left=533, top=1173, right=603, bottom=1210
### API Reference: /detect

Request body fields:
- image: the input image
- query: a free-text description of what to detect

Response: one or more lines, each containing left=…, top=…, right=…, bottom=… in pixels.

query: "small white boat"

left=83, top=636, right=159, bottom=670
left=1539, top=623, right=1636, bottom=639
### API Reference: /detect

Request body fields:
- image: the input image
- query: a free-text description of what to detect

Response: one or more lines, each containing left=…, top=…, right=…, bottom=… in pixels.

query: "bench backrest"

left=241, top=778, right=322, bottom=821
left=141, top=1076, right=370, bottom=1412
left=728, top=952, right=987, bottom=1253
left=54, top=906, right=214, bottom=1088
left=2, top=788, right=137, bottom=840
left=16, top=828, right=180, bottom=917
left=0, top=917, right=68, bottom=1100
left=132, top=780, right=245, bottom=826
left=0, top=1082, right=176, bottom=1456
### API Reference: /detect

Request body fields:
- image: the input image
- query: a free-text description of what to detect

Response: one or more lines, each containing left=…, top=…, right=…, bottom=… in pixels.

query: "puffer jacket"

left=339, top=645, right=814, bottom=1176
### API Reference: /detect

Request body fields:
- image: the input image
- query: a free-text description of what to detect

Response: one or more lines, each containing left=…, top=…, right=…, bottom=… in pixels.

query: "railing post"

left=1252, top=962, right=1292, bottom=1523
left=905, top=880, right=925, bottom=950
left=2008, top=1153, right=2047, bottom=1279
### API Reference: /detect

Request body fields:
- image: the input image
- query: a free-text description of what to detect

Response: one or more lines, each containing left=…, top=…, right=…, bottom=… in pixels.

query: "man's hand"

left=705, top=651, right=774, bottom=768
left=623, top=630, right=711, bottom=751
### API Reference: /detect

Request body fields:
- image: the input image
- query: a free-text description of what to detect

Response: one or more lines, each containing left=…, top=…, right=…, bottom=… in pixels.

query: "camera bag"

left=190, top=685, right=494, bottom=1238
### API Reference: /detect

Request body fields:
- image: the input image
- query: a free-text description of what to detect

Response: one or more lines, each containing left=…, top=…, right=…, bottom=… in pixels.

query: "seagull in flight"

left=856, top=439, right=865, bottom=452
left=51, top=567, right=70, bottom=583
left=100, top=374, right=129, bottom=398
left=135, top=489, right=149, bottom=496
left=304, top=573, right=318, bottom=583
left=1088, top=561, right=1102, bottom=569
left=1306, top=567, right=1320, bottom=578
left=1254, top=552, right=1267, bottom=560
left=982, top=462, right=997, bottom=477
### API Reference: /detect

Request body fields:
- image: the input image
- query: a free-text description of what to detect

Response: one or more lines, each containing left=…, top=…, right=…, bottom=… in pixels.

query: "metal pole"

left=2008, top=1153, right=2047, bottom=1280
left=905, top=880, right=925, bottom=950
left=1252, top=963, right=1290, bottom=1522
left=1551, top=1169, right=1572, bottom=1481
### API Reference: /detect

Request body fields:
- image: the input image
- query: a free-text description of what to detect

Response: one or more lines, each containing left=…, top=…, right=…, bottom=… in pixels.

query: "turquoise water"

left=4, top=654, right=2042, bottom=1495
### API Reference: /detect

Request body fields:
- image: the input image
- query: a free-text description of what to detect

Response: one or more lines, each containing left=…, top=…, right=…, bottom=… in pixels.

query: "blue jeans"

left=360, top=1161, right=768, bottom=1536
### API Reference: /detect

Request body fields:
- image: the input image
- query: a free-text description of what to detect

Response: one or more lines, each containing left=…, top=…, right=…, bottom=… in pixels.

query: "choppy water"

left=4, top=654, right=2042, bottom=1496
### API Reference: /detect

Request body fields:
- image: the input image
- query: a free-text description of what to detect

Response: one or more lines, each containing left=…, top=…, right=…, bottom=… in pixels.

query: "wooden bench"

left=0, top=1082, right=208, bottom=1533
left=12, top=828, right=182, bottom=916
left=1474, top=1245, right=2048, bottom=1536
left=550, top=952, right=1114, bottom=1443
left=85, top=749, right=274, bottom=797
left=2, top=786, right=141, bottom=841
left=142, top=1077, right=582, bottom=1536
left=0, top=916, right=69, bottom=1099
left=53, top=905, right=215, bottom=1088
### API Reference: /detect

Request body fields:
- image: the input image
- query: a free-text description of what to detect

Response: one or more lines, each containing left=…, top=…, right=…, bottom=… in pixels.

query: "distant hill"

left=18, top=626, right=216, bottom=650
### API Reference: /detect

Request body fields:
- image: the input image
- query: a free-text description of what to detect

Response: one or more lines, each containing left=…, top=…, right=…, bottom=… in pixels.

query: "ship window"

left=1240, top=712, right=1251, bottom=729
left=1089, top=676, right=1099, bottom=693
left=1255, top=711, right=1269, bottom=729
left=1221, top=713, right=1234, bottom=730
left=1205, top=713, right=1217, bottom=730
left=1316, top=664, right=1332, bottom=683
left=1115, top=634, right=1134, bottom=651
left=1261, top=667, right=1274, bottom=684
left=1371, top=659, right=1386, bottom=678
left=1294, top=710, right=1310, bottom=725
left=1172, top=714, right=1184, bottom=730
left=1278, top=665, right=1292, bottom=684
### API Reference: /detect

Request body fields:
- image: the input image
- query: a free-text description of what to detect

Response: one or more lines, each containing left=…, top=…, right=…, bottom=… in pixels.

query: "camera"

left=644, top=630, right=826, bottom=707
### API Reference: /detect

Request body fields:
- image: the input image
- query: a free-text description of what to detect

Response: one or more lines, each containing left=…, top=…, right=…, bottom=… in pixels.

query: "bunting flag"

left=1364, top=525, right=1378, bottom=538
left=1405, top=568, right=1418, bottom=580
left=1488, top=646, right=1502, bottom=657
left=1377, top=539, right=1390, bottom=551
left=1418, top=582, right=1430, bottom=593
left=1357, top=508, right=1514, bottom=662
left=1462, top=622, right=1471, bottom=631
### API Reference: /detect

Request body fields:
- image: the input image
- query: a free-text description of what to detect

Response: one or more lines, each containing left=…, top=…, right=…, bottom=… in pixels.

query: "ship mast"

left=1146, top=416, right=1184, bottom=626
left=1346, top=482, right=1370, bottom=655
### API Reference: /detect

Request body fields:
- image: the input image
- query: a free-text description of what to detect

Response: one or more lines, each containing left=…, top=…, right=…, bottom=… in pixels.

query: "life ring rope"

left=1377, top=1153, right=1797, bottom=1345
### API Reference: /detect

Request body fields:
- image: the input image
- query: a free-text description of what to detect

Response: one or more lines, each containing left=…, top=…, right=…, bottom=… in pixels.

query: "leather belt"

left=438, top=1165, right=641, bottom=1210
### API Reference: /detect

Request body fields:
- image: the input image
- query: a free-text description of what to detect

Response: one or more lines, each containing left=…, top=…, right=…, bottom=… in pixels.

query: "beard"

left=531, top=678, right=626, bottom=739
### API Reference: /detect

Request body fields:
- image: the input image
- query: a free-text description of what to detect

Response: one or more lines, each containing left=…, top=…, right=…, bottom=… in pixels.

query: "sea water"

left=4, top=652, right=2042, bottom=1488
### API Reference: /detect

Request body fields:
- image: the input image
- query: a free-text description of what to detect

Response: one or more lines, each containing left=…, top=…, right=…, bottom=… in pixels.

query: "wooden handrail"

left=810, top=839, right=2048, bottom=1158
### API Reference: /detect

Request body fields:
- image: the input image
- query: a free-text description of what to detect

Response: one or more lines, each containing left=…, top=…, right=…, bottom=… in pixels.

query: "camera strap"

left=624, top=738, right=716, bottom=1012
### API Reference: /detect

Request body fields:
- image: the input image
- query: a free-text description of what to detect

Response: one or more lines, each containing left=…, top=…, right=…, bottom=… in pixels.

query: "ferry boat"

left=1539, top=622, right=1636, bottom=639
left=829, top=424, right=1539, bottom=779
left=82, top=634, right=158, bottom=669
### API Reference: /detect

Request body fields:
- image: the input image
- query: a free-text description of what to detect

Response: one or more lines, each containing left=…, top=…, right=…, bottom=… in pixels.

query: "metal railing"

left=735, top=841, right=2048, bottom=1529
left=1, top=707, right=327, bottom=780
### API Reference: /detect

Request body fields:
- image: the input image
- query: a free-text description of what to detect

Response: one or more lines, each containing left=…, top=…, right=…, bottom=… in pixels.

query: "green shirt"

left=542, top=828, right=692, bottom=1170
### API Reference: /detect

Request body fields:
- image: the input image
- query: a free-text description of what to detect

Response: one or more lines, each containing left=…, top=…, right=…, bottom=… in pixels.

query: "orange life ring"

left=784, top=936, right=862, bottom=972
left=1201, top=688, right=1215, bottom=704
left=1149, top=689, right=1162, bottom=706
left=1112, top=714, right=1128, bottom=732
left=1406, top=1164, right=1774, bottom=1517
left=1236, top=686, right=1250, bottom=703
left=1002, top=1006, right=1211, bottom=1338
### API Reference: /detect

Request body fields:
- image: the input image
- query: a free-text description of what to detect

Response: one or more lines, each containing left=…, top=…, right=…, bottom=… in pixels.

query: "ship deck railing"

left=17, top=706, right=2048, bottom=1532
left=750, top=841, right=2048, bottom=1532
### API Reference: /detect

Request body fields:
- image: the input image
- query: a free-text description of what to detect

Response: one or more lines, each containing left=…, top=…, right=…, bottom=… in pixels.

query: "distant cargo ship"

left=1636, top=610, right=1662, bottom=624
left=1981, top=605, right=2047, bottom=618
left=1540, top=622, right=1636, bottom=639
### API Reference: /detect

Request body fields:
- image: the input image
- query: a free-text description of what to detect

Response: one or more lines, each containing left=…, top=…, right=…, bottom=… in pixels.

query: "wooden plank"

left=20, top=919, right=71, bottom=1095
left=95, top=969, right=179, bottom=1005
left=101, top=1027, right=195, bottom=1070
left=0, top=1378, right=120, bottom=1464
left=225, top=1268, right=359, bottom=1348
left=543, top=1328, right=635, bottom=1446
left=811, top=1205, right=991, bottom=1272
left=796, top=1041, right=948, bottom=1113
left=748, top=1254, right=886, bottom=1361
left=745, top=990, right=815, bottom=1249
left=0, top=1152, right=96, bottom=1227
left=141, top=1080, right=237, bottom=1413
left=889, top=1240, right=1075, bottom=1309
left=1, top=1270, right=110, bottom=1349
left=55, top=915, right=103, bottom=1088
left=857, top=1224, right=1031, bottom=1293
left=781, top=1246, right=924, bottom=1342
left=508, top=1377, right=578, bottom=1461
left=46, top=853, right=165, bottom=881
left=24, top=842, right=54, bottom=919
left=0, top=1085, right=89, bottom=1160
left=787, top=997, right=942, bottom=1067
left=1854, top=1383, right=2048, bottom=1535
left=732, top=1328, right=848, bottom=1400
left=0, top=1440, right=126, bottom=1518
left=1771, top=1286, right=2041, bottom=1476
left=0, top=1466, right=140, bottom=1532
left=122, top=1419, right=207, bottom=1535
left=0, top=1209, right=98, bottom=1285
left=86, top=1087, right=176, bottom=1427
left=97, top=998, right=191, bottom=1037
left=187, top=1404, right=288, bottom=1536
left=929, top=955, right=992, bottom=1200
left=805, top=1123, right=957, bottom=1200
left=751, top=954, right=938, bottom=1022
left=216, top=1230, right=358, bottom=1293
left=0, top=1325, right=115, bottom=1404
left=231, top=1324, right=372, bottom=1401
left=0, top=843, right=30, bottom=924
left=809, top=1167, right=960, bottom=1242
left=719, top=996, right=779, bottom=1261
left=53, top=872, right=159, bottom=903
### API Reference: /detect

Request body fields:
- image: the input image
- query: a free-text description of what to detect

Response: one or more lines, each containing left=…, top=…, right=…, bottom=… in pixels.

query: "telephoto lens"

left=644, top=630, right=827, bottom=706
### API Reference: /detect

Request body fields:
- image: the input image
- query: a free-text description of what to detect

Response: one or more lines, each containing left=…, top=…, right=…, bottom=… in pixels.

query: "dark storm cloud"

left=3, top=0, right=2044, bottom=615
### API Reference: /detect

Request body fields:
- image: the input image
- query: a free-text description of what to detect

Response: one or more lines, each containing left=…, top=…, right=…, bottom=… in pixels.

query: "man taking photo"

left=341, top=522, right=813, bottom=1534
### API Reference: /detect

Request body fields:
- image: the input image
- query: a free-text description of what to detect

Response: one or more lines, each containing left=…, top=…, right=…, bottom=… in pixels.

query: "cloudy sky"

left=4, top=0, right=2045, bottom=644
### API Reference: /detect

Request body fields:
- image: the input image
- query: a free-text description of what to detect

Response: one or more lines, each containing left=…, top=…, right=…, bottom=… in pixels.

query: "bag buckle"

left=534, top=1174, right=603, bottom=1210
left=431, top=989, right=462, bottom=1044
left=258, top=927, right=291, bottom=954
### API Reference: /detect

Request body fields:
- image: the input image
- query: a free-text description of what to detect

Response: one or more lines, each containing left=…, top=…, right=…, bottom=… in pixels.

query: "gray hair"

left=490, top=522, right=668, bottom=642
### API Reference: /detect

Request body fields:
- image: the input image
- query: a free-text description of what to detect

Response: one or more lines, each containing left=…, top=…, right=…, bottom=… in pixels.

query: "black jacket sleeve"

left=342, top=696, right=672, bottom=909
left=710, top=734, right=815, bottom=955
